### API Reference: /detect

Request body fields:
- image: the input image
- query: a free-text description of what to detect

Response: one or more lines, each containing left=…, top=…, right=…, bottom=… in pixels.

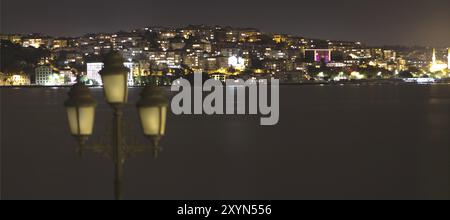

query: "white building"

left=86, top=62, right=104, bottom=85
left=87, top=62, right=135, bottom=86
left=228, top=56, right=247, bottom=70
left=6, top=74, right=31, bottom=86
left=35, top=65, right=73, bottom=85
left=123, top=62, right=136, bottom=86
left=35, top=65, right=54, bottom=85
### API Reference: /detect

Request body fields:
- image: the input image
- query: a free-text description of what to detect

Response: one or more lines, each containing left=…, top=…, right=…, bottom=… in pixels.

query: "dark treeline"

left=0, top=40, right=50, bottom=75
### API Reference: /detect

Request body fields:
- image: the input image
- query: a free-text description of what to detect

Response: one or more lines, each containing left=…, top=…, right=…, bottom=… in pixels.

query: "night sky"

left=1, top=0, right=450, bottom=46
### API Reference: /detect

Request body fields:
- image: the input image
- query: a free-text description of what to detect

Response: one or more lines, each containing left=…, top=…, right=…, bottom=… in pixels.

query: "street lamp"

left=137, top=86, right=168, bottom=158
left=99, top=51, right=129, bottom=105
left=64, top=82, right=97, bottom=156
left=64, top=50, right=169, bottom=200
left=98, top=50, right=129, bottom=200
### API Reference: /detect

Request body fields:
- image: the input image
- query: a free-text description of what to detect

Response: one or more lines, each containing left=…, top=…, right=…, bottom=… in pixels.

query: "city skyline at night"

left=1, top=23, right=449, bottom=87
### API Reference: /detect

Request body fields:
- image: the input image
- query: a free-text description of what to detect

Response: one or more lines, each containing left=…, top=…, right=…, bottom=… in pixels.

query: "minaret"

left=447, top=48, right=450, bottom=69
left=432, top=48, right=436, bottom=65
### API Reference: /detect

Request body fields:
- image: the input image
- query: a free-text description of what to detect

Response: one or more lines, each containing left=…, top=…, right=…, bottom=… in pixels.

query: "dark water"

left=1, top=84, right=449, bottom=199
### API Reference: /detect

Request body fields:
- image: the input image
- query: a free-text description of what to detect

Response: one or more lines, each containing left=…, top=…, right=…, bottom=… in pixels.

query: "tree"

left=259, top=34, right=275, bottom=45
left=54, top=50, right=68, bottom=68
left=184, top=72, right=210, bottom=84
left=144, top=32, right=161, bottom=49
left=250, top=55, right=263, bottom=69
left=398, top=71, right=413, bottom=78
left=0, top=40, right=50, bottom=75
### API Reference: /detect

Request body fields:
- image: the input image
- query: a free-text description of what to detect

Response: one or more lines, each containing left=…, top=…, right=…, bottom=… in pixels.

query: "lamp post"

left=64, top=82, right=97, bottom=157
left=137, top=86, right=168, bottom=158
left=99, top=51, right=129, bottom=200
left=64, top=50, right=168, bottom=200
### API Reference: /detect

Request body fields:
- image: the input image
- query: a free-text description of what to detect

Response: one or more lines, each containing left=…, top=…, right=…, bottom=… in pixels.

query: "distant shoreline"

left=1, top=78, right=450, bottom=89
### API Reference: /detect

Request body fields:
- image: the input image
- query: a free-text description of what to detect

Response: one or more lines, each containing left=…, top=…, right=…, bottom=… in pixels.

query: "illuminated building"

left=326, top=62, right=347, bottom=68
left=0, top=72, right=5, bottom=86
left=0, top=35, right=8, bottom=41
left=328, top=41, right=361, bottom=53
left=121, top=47, right=144, bottom=61
left=228, top=56, right=247, bottom=70
left=111, top=33, right=142, bottom=49
left=220, top=48, right=242, bottom=57
left=429, top=48, right=448, bottom=73
left=264, top=49, right=287, bottom=59
left=47, top=73, right=66, bottom=85
left=210, top=73, right=227, bottom=82
left=66, top=52, right=84, bottom=65
left=52, top=39, right=68, bottom=49
left=180, top=25, right=216, bottom=41
left=263, top=59, right=290, bottom=72
left=170, top=41, right=186, bottom=50
left=35, top=65, right=55, bottom=85
left=371, top=48, right=384, bottom=59
left=383, top=50, right=396, bottom=61
left=273, top=35, right=284, bottom=44
left=191, top=41, right=212, bottom=53
left=396, top=58, right=407, bottom=71
left=205, top=57, right=217, bottom=71
left=35, top=65, right=69, bottom=86
left=158, top=39, right=171, bottom=51
left=147, top=51, right=183, bottom=68
left=182, top=54, right=204, bottom=70
left=0, top=34, right=22, bottom=44
left=304, top=49, right=333, bottom=63
left=272, top=34, right=296, bottom=45
left=226, top=31, right=238, bottom=43
left=5, top=73, right=31, bottom=86
left=205, top=56, right=229, bottom=71
left=87, top=62, right=136, bottom=86
left=159, top=30, right=177, bottom=39
left=22, top=35, right=52, bottom=48
left=87, top=62, right=104, bottom=85
left=346, top=49, right=372, bottom=60
left=349, top=71, right=365, bottom=80
left=22, top=38, right=43, bottom=48
left=238, top=29, right=261, bottom=43
left=123, top=62, right=137, bottom=86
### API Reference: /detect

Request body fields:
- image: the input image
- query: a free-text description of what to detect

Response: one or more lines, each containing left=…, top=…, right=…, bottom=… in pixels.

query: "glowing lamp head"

left=64, top=82, right=97, bottom=145
left=136, top=86, right=168, bottom=150
left=99, top=50, right=129, bottom=105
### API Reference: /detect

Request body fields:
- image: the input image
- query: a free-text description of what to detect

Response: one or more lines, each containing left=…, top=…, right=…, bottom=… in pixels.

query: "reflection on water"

left=1, top=84, right=449, bottom=199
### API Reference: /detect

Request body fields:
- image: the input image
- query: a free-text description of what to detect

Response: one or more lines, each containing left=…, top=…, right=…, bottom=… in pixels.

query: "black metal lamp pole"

left=113, top=105, right=124, bottom=200
left=99, top=50, right=130, bottom=200
left=65, top=50, right=168, bottom=200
